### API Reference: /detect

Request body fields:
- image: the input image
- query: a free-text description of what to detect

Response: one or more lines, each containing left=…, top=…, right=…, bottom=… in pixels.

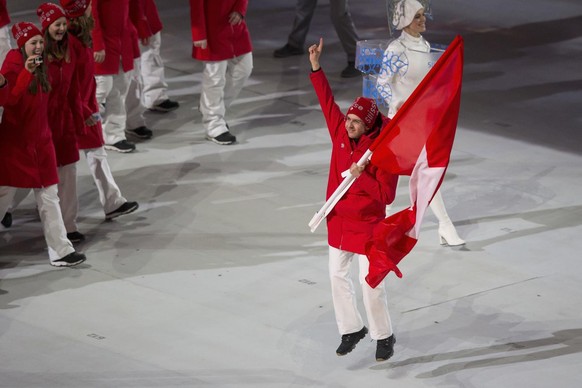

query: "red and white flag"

left=364, top=35, right=465, bottom=288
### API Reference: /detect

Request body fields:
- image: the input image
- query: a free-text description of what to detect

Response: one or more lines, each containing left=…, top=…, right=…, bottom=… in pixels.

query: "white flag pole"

left=309, top=149, right=373, bottom=232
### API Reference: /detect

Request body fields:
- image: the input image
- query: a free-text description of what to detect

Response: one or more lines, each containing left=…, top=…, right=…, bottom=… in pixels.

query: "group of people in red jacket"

left=0, top=0, right=254, bottom=267
left=0, top=0, right=148, bottom=267
left=0, top=0, right=186, bottom=267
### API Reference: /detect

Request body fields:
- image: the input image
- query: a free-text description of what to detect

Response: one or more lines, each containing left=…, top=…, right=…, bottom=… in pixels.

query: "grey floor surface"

left=2, top=1, right=582, bottom=387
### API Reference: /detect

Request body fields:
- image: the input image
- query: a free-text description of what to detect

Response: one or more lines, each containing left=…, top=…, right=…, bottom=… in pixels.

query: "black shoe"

left=376, top=335, right=396, bottom=361
left=104, top=140, right=136, bottom=153
left=149, top=99, right=180, bottom=113
left=51, top=251, right=86, bottom=267
left=105, top=201, right=139, bottom=220
left=66, top=231, right=86, bottom=243
left=273, top=43, right=304, bottom=58
left=1, top=212, right=12, bottom=228
left=126, top=126, right=153, bottom=139
left=206, top=131, right=236, bottom=145
left=340, top=62, right=361, bottom=78
left=336, top=326, right=368, bottom=356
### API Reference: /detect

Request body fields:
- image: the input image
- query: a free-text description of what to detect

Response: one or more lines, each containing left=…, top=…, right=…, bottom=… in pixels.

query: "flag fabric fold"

left=364, top=35, right=465, bottom=288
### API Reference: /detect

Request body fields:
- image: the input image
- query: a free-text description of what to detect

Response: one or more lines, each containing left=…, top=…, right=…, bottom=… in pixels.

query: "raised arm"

left=308, top=38, right=345, bottom=138
left=309, top=37, right=322, bottom=71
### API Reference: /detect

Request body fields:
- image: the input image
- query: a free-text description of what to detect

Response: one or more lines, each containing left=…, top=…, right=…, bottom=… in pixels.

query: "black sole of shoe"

left=105, top=203, right=139, bottom=220
left=205, top=136, right=236, bottom=145
left=148, top=107, right=179, bottom=113
left=50, top=258, right=86, bottom=267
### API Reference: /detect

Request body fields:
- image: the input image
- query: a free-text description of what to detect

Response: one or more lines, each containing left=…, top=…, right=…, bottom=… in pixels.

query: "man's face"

left=345, top=114, right=368, bottom=139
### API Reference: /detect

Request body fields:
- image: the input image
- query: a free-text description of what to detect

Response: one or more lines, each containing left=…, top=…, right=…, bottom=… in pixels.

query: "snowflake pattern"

left=380, top=51, right=409, bottom=78
left=356, top=46, right=384, bottom=75
left=362, top=76, right=390, bottom=108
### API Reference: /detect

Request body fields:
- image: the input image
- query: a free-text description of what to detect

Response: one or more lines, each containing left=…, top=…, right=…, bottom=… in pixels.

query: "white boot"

left=430, top=190, right=465, bottom=246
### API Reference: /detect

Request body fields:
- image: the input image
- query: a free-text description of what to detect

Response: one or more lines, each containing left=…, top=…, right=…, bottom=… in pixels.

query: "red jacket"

left=47, top=35, right=86, bottom=166
left=144, top=0, right=162, bottom=35
left=0, top=0, right=9, bottom=29
left=0, top=50, right=58, bottom=188
left=71, top=33, right=104, bottom=150
left=310, top=69, right=398, bottom=254
left=189, top=0, right=252, bottom=61
left=91, top=0, right=150, bottom=75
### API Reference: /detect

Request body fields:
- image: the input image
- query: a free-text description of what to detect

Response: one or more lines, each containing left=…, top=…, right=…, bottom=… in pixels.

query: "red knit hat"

left=11, top=22, right=43, bottom=49
left=59, top=0, right=90, bottom=18
left=347, top=97, right=379, bottom=128
left=37, top=3, right=67, bottom=32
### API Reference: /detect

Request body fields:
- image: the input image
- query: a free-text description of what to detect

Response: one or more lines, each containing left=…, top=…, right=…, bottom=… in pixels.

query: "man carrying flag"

left=308, top=32, right=463, bottom=289
left=309, top=38, right=398, bottom=362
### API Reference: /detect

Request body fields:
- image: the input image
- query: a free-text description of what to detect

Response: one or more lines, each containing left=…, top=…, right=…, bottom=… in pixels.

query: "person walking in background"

left=61, top=0, right=139, bottom=222
left=139, top=0, right=179, bottom=113
left=124, top=0, right=179, bottom=140
left=273, top=0, right=361, bottom=78
left=309, top=38, right=397, bottom=362
left=189, top=0, right=253, bottom=145
left=0, top=22, right=86, bottom=267
left=91, top=0, right=151, bottom=153
left=124, top=22, right=154, bottom=141
left=376, top=0, right=465, bottom=246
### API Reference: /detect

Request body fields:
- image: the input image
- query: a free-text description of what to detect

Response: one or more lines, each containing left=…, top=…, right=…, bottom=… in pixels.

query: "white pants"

left=96, top=68, right=132, bottom=145
left=0, top=185, right=74, bottom=262
left=6, top=166, right=78, bottom=232
left=0, top=25, right=11, bottom=123
left=329, top=246, right=392, bottom=340
left=57, top=163, right=78, bottom=233
left=140, top=31, right=169, bottom=109
left=82, top=147, right=127, bottom=214
left=200, top=52, right=253, bottom=138
left=125, top=59, right=146, bottom=130
left=0, top=25, right=10, bottom=68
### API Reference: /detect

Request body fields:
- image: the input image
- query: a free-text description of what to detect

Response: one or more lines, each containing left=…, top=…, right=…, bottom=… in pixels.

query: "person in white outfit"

left=376, top=0, right=465, bottom=246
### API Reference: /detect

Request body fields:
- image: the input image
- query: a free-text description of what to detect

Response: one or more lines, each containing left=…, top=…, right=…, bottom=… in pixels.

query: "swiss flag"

left=364, top=35, right=464, bottom=288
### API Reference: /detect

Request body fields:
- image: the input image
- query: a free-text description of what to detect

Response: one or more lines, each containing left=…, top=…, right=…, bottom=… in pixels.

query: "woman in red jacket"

left=189, top=0, right=253, bottom=145
left=37, top=2, right=87, bottom=242
left=61, top=0, right=139, bottom=221
left=0, top=21, right=86, bottom=267
left=309, top=38, right=397, bottom=362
